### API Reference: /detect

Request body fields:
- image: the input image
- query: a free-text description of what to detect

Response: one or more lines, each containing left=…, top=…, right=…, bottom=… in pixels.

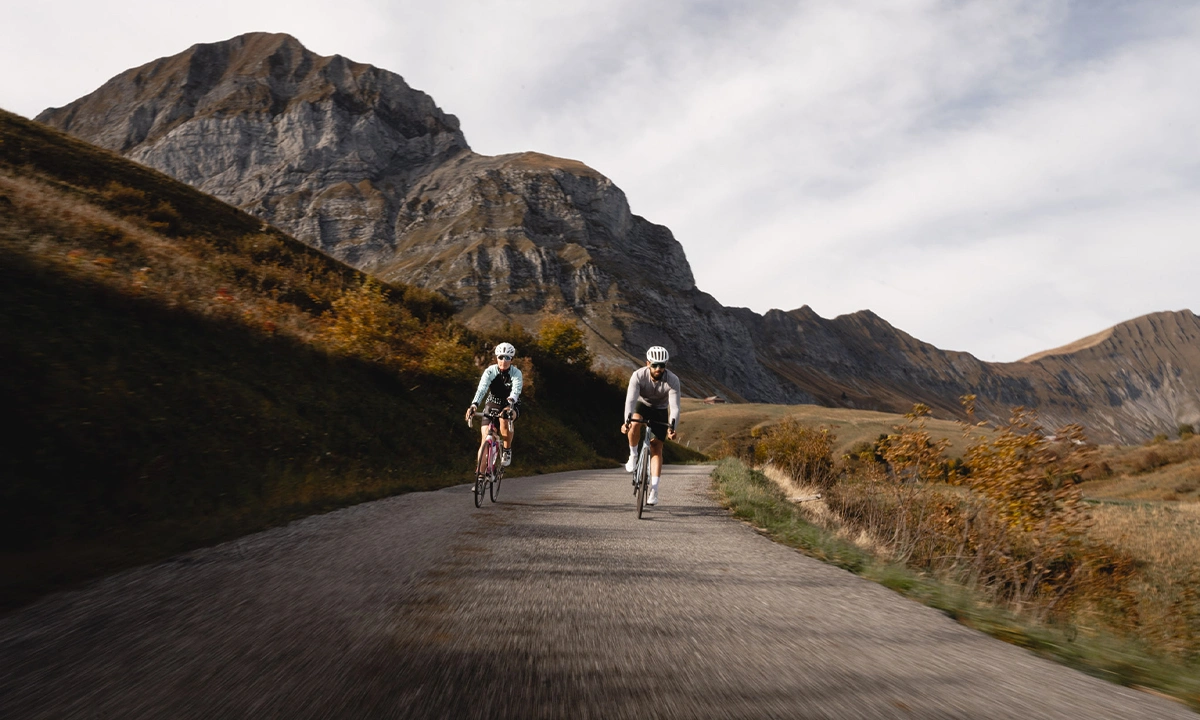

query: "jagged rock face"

left=38, top=33, right=1200, bottom=444
left=37, top=32, right=468, bottom=268
left=1016, top=311, right=1200, bottom=440
left=367, top=149, right=796, bottom=401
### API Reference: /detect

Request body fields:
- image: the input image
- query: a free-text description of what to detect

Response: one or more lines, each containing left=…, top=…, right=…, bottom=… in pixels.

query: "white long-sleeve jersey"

left=624, top=366, right=681, bottom=427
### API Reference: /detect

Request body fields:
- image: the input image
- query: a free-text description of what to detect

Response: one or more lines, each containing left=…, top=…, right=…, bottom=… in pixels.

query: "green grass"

left=711, top=458, right=1200, bottom=711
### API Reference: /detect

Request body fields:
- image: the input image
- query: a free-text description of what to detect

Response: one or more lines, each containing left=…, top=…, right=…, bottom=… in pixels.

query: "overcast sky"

left=5, top=1, right=1199, bottom=361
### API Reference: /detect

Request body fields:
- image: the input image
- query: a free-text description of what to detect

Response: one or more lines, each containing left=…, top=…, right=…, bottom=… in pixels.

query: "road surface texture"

left=1, top=465, right=1193, bottom=719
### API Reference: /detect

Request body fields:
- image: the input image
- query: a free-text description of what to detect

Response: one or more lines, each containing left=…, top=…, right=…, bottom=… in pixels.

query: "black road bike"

left=627, top=417, right=657, bottom=519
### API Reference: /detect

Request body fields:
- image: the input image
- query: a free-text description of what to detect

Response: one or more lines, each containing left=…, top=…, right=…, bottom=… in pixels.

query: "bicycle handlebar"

left=468, top=409, right=513, bottom=428
left=625, top=417, right=677, bottom=430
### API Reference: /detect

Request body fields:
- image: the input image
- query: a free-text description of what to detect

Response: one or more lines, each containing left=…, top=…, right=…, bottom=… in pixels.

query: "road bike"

left=627, top=417, right=657, bottom=519
left=469, top=409, right=510, bottom=507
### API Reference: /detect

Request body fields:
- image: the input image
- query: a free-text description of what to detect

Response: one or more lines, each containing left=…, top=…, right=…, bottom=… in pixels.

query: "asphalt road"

left=1, top=465, right=1193, bottom=719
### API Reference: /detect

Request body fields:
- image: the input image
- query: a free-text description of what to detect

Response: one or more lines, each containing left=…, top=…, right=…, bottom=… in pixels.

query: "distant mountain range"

left=36, top=32, right=1200, bottom=443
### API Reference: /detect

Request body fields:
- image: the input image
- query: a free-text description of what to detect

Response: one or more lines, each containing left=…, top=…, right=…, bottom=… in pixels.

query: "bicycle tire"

left=490, top=458, right=503, bottom=503
left=635, top=441, right=650, bottom=518
left=474, top=438, right=492, bottom=508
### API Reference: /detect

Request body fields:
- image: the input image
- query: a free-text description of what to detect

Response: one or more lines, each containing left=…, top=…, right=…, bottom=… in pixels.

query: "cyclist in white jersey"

left=620, top=346, right=681, bottom=506
left=465, top=342, right=523, bottom=467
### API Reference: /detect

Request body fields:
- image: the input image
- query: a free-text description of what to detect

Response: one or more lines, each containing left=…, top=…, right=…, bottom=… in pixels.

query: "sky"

left=5, top=0, right=1199, bottom=361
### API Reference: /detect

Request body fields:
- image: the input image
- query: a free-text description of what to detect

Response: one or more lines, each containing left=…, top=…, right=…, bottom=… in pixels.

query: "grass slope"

left=680, top=398, right=975, bottom=458
left=0, top=108, right=632, bottom=610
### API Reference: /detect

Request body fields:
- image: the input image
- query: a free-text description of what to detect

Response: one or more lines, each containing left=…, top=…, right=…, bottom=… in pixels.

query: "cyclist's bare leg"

left=477, top=421, right=494, bottom=465
left=625, top=412, right=645, bottom=448
left=499, top=417, right=514, bottom=449
left=649, top=438, right=664, bottom=477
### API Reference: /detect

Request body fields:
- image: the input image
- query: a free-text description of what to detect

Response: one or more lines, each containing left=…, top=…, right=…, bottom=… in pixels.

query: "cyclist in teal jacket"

left=465, top=342, right=524, bottom=467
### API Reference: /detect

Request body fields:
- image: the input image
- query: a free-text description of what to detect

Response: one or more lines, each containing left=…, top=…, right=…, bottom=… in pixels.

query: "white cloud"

left=3, top=0, right=1198, bottom=362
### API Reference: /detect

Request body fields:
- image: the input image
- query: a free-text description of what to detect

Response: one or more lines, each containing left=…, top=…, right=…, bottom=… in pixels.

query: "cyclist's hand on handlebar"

left=465, top=404, right=477, bottom=424
left=667, top=428, right=678, bottom=441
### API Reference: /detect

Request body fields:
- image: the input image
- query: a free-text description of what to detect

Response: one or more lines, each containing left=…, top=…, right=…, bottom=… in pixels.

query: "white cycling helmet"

left=494, top=342, right=517, bottom=359
left=646, top=346, right=670, bottom=363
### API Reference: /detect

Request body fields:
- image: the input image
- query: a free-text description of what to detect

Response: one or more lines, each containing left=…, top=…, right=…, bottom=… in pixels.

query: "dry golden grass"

left=1083, top=460, right=1200, bottom=501
left=1082, top=436, right=1200, bottom=502
left=759, top=463, right=888, bottom=556
left=1089, top=502, right=1200, bottom=571
left=678, top=397, right=975, bottom=458
left=1086, top=502, right=1200, bottom=658
left=0, top=171, right=332, bottom=342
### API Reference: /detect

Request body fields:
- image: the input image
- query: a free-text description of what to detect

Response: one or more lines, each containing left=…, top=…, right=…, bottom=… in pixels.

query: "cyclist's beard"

left=650, top=368, right=664, bottom=381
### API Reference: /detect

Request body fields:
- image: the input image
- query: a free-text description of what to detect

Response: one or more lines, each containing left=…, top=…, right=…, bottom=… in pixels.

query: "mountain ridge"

left=36, top=32, right=1200, bottom=443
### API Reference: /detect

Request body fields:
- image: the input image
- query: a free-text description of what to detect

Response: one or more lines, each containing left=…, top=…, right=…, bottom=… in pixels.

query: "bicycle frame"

left=469, top=410, right=510, bottom=507
left=627, top=418, right=659, bottom=519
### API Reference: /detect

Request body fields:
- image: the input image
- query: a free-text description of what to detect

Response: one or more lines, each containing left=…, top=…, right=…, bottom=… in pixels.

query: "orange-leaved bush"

left=753, top=418, right=837, bottom=490
left=322, top=277, right=420, bottom=365
left=535, top=313, right=592, bottom=368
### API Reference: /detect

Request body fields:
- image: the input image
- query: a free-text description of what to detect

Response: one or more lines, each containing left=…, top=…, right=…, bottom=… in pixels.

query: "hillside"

left=36, top=32, right=1200, bottom=444
left=677, top=398, right=976, bottom=460
left=0, top=108, right=651, bottom=610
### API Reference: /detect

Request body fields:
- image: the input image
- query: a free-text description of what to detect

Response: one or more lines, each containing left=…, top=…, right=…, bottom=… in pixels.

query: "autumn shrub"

left=422, top=335, right=477, bottom=381
left=951, top=399, right=1141, bottom=617
left=753, top=418, right=837, bottom=490
left=813, top=398, right=1140, bottom=621
left=322, top=277, right=421, bottom=365
left=827, top=405, right=952, bottom=563
left=535, top=313, right=593, bottom=368
left=99, top=182, right=183, bottom=235
left=1134, top=449, right=1168, bottom=473
left=710, top=432, right=753, bottom=463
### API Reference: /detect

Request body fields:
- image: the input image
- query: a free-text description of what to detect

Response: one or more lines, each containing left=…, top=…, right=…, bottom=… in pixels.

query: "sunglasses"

left=497, top=355, right=513, bottom=361
left=650, top=362, right=666, bottom=369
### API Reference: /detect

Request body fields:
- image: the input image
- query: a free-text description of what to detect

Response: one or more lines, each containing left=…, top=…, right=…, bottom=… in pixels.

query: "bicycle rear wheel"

left=635, top=443, right=650, bottom=518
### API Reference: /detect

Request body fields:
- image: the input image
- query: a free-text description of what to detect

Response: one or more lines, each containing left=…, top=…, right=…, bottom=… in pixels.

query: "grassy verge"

left=711, top=458, right=1200, bottom=710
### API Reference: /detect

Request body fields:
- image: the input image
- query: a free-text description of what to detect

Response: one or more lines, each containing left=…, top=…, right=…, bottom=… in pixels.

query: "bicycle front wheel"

left=474, top=442, right=492, bottom=508
left=474, top=474, right=486, bottom=508
left=635, top=444, right=650, bottom=518
left=490, top=465, right=502, bottom=502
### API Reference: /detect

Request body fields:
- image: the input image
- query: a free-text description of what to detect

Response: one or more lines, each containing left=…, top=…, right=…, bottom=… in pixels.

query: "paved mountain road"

left=1, top=465, right=1192, bottom=719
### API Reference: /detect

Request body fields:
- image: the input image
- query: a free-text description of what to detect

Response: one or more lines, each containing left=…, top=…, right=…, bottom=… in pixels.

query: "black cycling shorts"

left=635, top=402, right=670, bottom=440
left=482, top=399, right=516, bottom=427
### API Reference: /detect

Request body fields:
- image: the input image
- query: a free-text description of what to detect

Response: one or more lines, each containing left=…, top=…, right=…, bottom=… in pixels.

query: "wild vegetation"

left=0, top=109, right=704, bottom=610
left=713, top=399, right=1200, bottom=708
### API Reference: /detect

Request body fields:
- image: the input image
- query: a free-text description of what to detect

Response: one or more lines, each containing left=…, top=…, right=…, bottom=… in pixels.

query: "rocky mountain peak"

left=38, top=32, right=469, bottom=266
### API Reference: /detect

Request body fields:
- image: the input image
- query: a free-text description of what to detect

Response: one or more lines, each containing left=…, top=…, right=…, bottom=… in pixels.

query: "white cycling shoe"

left=624, top=454, right=636, bottom=472
left=502, top=448, right=512, bottom=467
left=646, top=487, right=658, bottom=506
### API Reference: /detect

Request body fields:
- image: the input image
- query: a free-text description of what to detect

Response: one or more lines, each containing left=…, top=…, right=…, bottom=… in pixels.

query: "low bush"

left=753, top=418, right=836, bottom=490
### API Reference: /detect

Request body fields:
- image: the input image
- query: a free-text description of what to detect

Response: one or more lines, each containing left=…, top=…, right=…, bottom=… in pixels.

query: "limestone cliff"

left=38, top=32, right=468, bottom=268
